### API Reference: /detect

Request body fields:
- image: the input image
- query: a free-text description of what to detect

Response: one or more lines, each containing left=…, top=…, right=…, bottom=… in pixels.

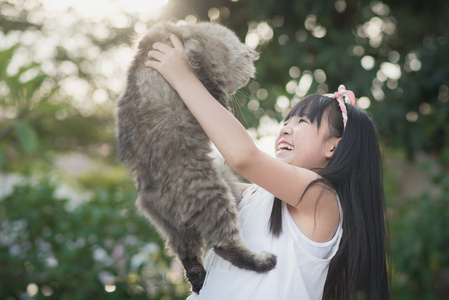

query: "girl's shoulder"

left=288, top=187, right=341, bottom=243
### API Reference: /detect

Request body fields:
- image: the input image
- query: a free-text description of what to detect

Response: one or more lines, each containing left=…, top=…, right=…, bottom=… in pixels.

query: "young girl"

left=145, top=34, right=390, bottom=300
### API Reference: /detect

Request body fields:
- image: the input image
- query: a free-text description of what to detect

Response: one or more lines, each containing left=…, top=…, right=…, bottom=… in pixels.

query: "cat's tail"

left=213, top=241, right=277, bottom=273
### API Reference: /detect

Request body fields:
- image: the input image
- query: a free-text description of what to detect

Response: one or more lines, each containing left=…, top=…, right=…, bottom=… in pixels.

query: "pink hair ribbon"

left=324, top=85, right=356, bottom=129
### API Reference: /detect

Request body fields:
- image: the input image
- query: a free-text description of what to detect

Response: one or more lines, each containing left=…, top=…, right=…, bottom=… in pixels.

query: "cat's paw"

left=192, top=282, right=204, bottom=294
left=255, top=251, right=277, bottom=273
left=186, top=265, right=206, bottom=294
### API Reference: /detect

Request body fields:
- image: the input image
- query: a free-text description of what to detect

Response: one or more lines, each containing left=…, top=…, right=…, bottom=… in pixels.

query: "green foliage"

left=14, top=120, right=38, bottom=153
left=389, top=167, right=449, bottom=299
left=0, top=44, right=60, bottom=169
left=0, top=44, right=116, bottom=171
left=0, top=179, right=190, bottom=299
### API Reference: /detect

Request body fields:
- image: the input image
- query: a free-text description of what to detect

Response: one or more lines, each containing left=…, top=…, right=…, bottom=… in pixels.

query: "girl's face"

left=274, top=115, right=336, bottom=172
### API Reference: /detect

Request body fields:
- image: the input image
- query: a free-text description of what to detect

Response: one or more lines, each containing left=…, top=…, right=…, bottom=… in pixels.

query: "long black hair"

left=269, top=94, right=391, bottom=299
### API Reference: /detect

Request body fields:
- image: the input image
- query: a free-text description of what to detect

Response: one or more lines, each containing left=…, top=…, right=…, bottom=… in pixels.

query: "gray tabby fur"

left=116, top=22, right=276, bottom=293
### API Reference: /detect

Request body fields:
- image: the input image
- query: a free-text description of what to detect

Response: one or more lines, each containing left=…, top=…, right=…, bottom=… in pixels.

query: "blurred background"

left=1, top=0, right=448, bottom=299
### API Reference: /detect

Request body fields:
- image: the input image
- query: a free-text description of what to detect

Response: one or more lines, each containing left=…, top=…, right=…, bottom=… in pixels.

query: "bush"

left=0, top=178, right=190, bottom=299
left=390, top=168, right=449, bottom=299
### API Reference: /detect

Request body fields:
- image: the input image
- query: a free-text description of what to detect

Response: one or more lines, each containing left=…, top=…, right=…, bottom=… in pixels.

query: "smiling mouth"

left=277, top=142, right=294, bottom=151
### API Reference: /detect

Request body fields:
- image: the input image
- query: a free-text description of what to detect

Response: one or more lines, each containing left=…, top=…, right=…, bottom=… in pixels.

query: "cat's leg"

left=163, top=226, right=206, bottom=293
left=180, top=253, right=206, bottom=293
left=136, top=196, right=206, bottom=293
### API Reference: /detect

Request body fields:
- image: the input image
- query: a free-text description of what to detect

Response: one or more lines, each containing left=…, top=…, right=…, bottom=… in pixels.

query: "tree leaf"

left=14, top=120, right=38, bottom=153
left=0, top=44, right=19, bottom=77
left=0, top=150, right=4, bottom=167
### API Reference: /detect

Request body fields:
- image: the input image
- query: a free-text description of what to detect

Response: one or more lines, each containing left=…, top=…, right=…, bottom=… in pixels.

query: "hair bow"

left=324, top=85, right=356, bottom=129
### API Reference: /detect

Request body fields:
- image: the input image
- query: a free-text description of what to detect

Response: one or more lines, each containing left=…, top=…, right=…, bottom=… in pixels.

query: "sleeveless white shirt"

left=186, top=184, right=343, bottom=300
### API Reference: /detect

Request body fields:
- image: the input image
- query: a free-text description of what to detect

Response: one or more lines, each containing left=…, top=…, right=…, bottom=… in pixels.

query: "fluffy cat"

left=116, top=22, right=276, bottom=293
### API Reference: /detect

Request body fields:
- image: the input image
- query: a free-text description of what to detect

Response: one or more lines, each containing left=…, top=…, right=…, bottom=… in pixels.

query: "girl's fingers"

left=144, top=34, right=186, bottom=77
left=150, top=35, right=184, bottom=57
left=169, top=34, right=184, bottom=50
left=152, top=42, right=173, bottom=53
left=147, top=50, right=164, bottom=62
left=145, top=59, right=159, bottom=69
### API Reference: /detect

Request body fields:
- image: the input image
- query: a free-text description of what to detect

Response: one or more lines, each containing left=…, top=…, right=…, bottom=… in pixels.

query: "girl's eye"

left=283, top=117, right=307, bottom=126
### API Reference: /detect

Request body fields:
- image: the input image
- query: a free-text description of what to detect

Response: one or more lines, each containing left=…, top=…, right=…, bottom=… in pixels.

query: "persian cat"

left=116, top=22, right=276, bottom=293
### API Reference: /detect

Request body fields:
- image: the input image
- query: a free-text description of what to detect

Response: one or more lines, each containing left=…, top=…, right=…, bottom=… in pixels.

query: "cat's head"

left=136, top=22, right=258, bottom=107
left=180, top=22, right=259, bottom=100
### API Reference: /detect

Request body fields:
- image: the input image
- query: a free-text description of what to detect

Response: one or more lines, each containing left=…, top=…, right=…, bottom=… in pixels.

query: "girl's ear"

left=325, top=137, right=341, bottom=159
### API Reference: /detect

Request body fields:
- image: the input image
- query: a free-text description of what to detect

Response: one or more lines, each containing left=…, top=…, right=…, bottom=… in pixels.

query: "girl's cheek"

left=274, top=136, right=280, bottom=152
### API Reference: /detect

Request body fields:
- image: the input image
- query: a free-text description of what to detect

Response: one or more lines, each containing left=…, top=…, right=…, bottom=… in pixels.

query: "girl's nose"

left=279, top=124, right=293, bottom=136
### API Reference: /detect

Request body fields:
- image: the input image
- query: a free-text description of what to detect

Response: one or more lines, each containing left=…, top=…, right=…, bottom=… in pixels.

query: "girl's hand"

left=145, top=34, right=193, bottom=90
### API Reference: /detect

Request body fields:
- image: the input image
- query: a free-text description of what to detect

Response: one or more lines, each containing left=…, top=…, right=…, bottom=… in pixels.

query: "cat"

left=116, top=22, right=276, bottom=293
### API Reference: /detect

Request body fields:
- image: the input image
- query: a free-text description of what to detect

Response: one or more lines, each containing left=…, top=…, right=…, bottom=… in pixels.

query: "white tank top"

left=186, top=184, right=343, bottom=300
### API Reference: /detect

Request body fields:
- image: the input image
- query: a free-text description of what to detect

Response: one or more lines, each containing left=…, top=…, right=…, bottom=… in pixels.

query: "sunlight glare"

left=119, top=0, right=168, bottom=14
left=42, top=0, right=169, bottom=20
left=43, top=0, right=116, bottom=19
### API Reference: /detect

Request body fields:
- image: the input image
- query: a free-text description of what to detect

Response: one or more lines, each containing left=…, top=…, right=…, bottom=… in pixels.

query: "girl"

left=146, top=34, right=390, bottom=300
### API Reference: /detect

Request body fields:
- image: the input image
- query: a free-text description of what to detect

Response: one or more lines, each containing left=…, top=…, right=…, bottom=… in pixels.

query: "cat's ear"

left=247, top=49, right=260, bottom=61
left=183, top=39, right=204, bottom=69
left=183, top=39, right=201, bottom=55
